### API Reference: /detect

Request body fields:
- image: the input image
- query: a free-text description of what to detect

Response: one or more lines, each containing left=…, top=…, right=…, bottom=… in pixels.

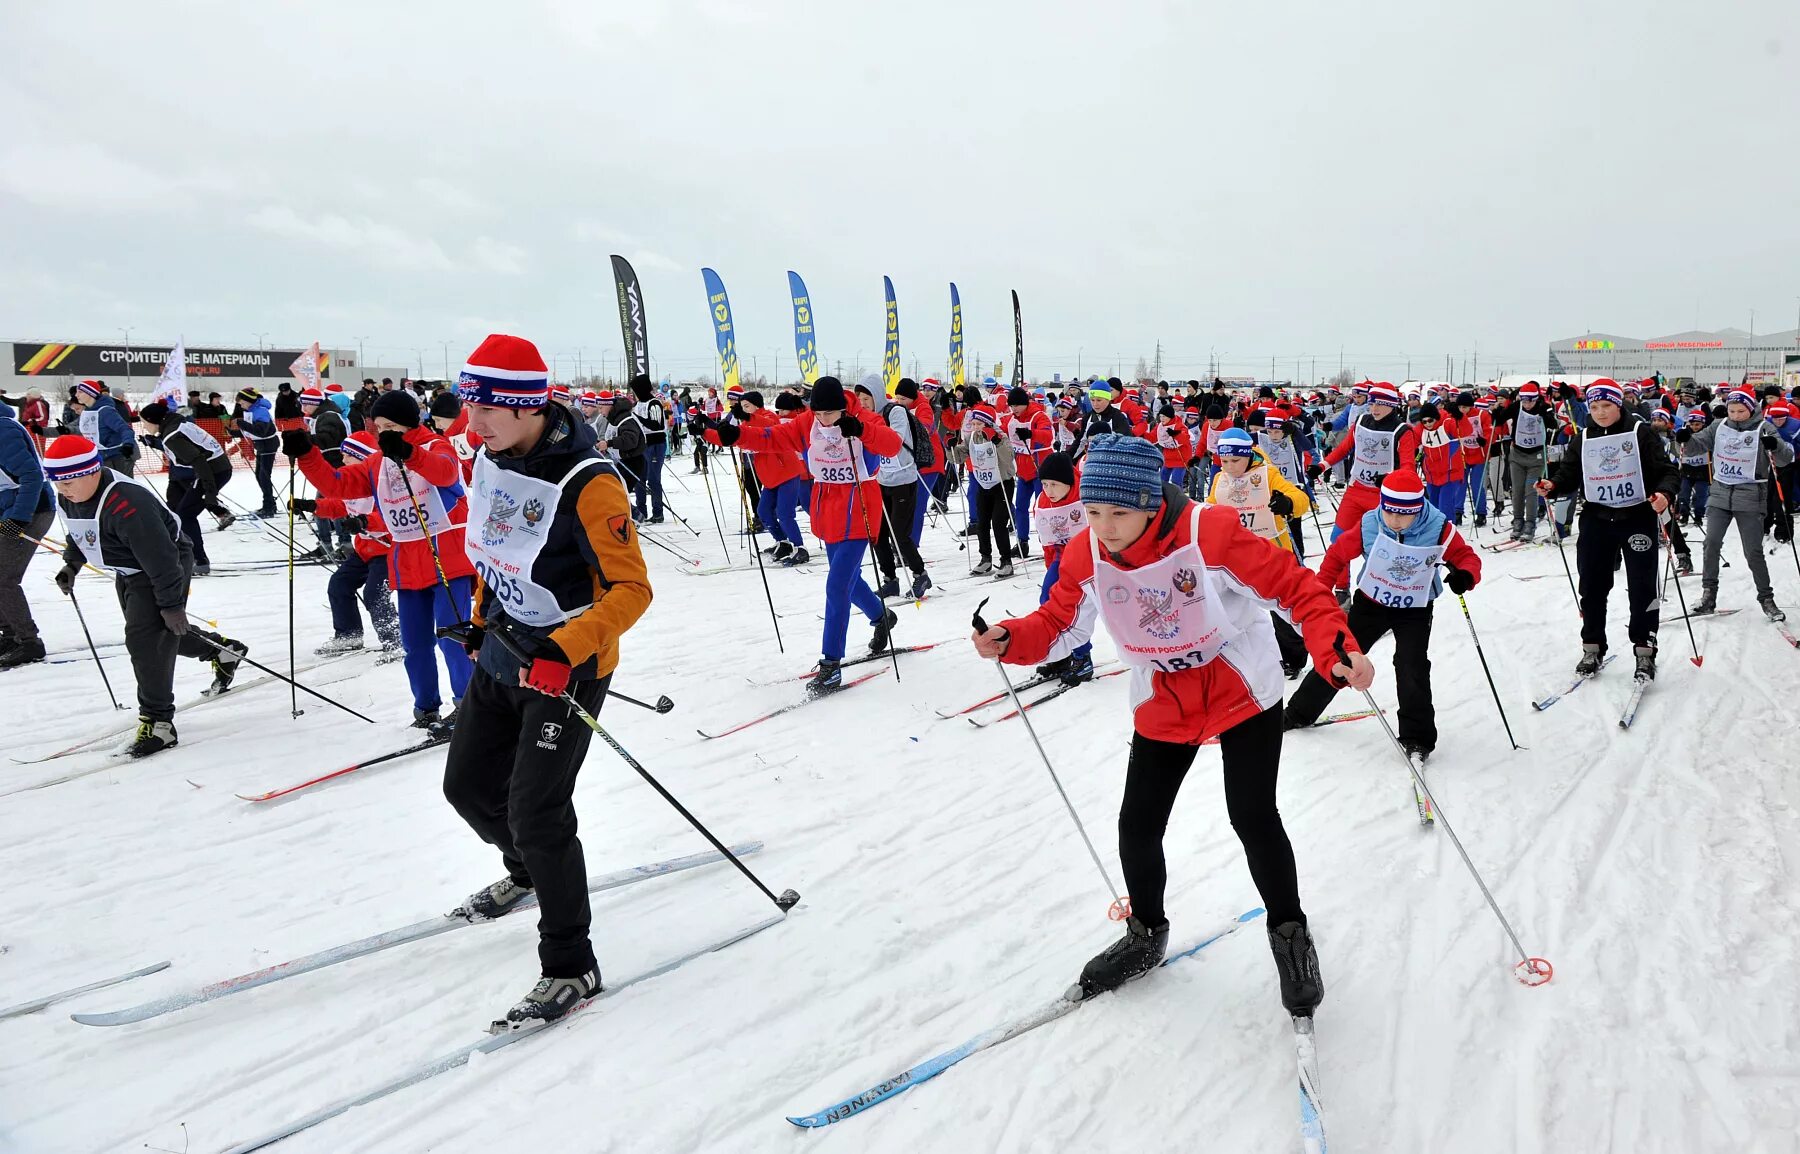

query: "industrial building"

left=1548, top=328, right=1800, bottom=388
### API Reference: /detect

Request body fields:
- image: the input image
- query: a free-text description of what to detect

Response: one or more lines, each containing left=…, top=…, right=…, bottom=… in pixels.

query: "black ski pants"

left=0, top=508, right=53, bottom=642
left=1119, top=704, right=1303, bottom=929
left=873, top=481, right=925, bottom=581
left=1286, top=594, right=1437, bottom=752
left=973, top=480, right=1014, bottom=562
left=117, top=563, right=229, bottom=721
left=1576, top=508, right=1661, bottom=649
left=442, top=666, right=611, bottom=978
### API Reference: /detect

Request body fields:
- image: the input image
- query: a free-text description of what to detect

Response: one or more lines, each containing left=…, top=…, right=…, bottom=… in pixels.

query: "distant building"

left=3, top=339, right=408, bottom=398
left=1548, top=328, right=1800, bottom=386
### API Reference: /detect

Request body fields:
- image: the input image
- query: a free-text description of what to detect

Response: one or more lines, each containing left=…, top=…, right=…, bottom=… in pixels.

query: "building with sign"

left=1548, top=328, right=1800, bottom=387
left=2, top=340, right=408, bottom=399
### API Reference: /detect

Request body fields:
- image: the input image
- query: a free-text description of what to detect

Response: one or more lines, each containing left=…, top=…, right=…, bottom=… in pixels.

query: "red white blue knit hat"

left=550, top=384, right=571, bottom=403
left=298, top=386, right=325, bottom=406
left=1379, top=470, right=1427, bottom=514
left=1350, top=381, right=1371, bottom=396
left=1652, top=407, right=1673, bottom=423
left=1726, top=387, right=1758, bottom=408
left=1685, top=408, right=1708, bottom=425
left=457, top=334, right=550, bottom=408
left=44, top=435, right=102, bottom=481
left=1518, top=381, right=1542, bottom=397
left=1586, top=379, right=1624, bottom=406
left=75, top=380, right=104, bottom=402
left=341, top=433, right=375, bottom=461
left=1367, top=383, right=1401, bottom=407
left=967, top=408, right=996, bottom=430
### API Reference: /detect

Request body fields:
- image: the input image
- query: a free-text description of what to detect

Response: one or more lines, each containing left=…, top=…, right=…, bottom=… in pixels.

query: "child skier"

left=970, top=433, right=1374, bottom=1015
left=1027, top=452, right=1094, bottom=685
left=1679, top=385, right=1794, bottom=620
left=1311, top=383, right=1419, bottom=542
left=1283, top=470, right=1480, bottom=760
left=1153, top=406, right=1193, bottom=488
left=1206, top=428, right=1314, bottom=674
left=1535, top=379, right=1679, bottom=680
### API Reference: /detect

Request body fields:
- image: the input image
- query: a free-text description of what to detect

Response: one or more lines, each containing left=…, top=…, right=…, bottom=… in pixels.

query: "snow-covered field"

left=3, top=484, right=1798, bottom=1154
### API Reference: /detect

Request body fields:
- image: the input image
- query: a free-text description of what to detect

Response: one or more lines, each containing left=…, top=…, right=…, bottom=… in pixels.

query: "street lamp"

left=352, top=335, right=369, bottom=375
left=119, top=326, right=134, bottom=391
left=252, top=331, right=269, bottom=380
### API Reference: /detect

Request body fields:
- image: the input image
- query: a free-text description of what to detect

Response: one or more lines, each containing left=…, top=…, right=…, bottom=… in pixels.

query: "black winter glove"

left=1675, top=427, right=1693, bottom=444
left=345, top=514, right=368, bottom=534
left=280, top=428, right=313, bottom=458
left=1334, top=587, right=1353, bottom=610
left=1445, top=567, right=1476, bottom=596
left=1267, top=490, right=1295, bottom=516
left=835, top=412, right=864, bottom=438
left=1187, top=456, right=1203, bottom=470
left=712, top=421, right=740, bottom=447
left=1305, top=462, right=1324, bottom=482
left=1013, top=424, right=1032, bottom=441
left=55, top=565, right=78, bottom=595
left=377, top=430, right=413, bottom=461
left=288, top=497, right=317, bottom=514
left=160, top=607, right=190, bottom=636
left=1442, top=401, right=1463, bottom=420
left=1761, top=429, right=1779, bottom=453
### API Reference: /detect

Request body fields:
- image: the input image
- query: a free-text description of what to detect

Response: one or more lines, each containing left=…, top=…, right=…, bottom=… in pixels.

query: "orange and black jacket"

left=470, top=402, right=653, bottom=683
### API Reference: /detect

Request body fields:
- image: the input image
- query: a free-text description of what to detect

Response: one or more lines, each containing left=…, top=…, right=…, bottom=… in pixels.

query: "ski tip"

left=1239, top=907, right=1269, bottom=924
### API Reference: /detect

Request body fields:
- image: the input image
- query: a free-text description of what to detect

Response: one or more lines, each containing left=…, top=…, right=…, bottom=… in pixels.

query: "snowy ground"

left=3, top=477, right=1799, bottom=1154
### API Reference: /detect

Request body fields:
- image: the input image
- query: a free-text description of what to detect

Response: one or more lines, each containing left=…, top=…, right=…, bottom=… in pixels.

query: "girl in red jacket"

left=738, top=391, right=809, bottom=564
left=287, top=390, right=474, bottom=728
left=1029, top=452, right=1094, bottom=685
left=1001, top=386, right=1052, bottom=558
left=972, top=433, right=1373, bottom=1014
left=1415, top=401, right=1468, bottom=524
left=1313, top=383, right=1420, bottom=542
left=708, top=377, right=903, bottom=693
left=317, top=430, right=402, bottom=656
left=1153, top=407, right=1193, bottom=488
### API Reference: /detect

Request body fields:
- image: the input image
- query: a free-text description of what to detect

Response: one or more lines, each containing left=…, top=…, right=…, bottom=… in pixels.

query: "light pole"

left=441, top=341, right=452, bottom=380
left=252, top=332, right=269, bottom=380
left=1077, top=347, right=1084, bottom=378
left=574, top=347, right=585, bottom=382
left=352, top=335, right=369, bottom=375
left=119, top=326, right=135, bottom=392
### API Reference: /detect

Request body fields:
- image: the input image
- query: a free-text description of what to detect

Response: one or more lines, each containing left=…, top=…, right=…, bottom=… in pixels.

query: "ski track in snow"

left=2, top=511, right=1798, bottom=1153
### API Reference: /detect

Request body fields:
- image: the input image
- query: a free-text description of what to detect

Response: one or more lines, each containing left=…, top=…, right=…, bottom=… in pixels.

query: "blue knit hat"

left=1215, top=428, right=1256, bottom=457
left=1079, top=433, right=1164, bottom=510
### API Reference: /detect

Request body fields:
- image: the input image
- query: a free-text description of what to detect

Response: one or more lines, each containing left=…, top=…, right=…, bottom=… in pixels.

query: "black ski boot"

left=1675, top=552, right=1694, bottom=577
left=459, top=876, right=534, bottom=922
left=126, top=716, right=179, bottom=758
left=412, top=707, right=440, bottom=729
left=1473, top=514, right=1486, bottom=529
left=425, top=705, right=460, bottom=742
left=1401, top=740, right=1431, bottom=764
left=768, top=541, right=794, bottom=562
left=495, top=968, right=600, bottom=1030
left=875, top=576, right=901, bottom=599
left=1633, top=644, right=1657, bottom=682
left=0, top=626, right=16, bottom=661
left=779, top=546, right=810, bottom=567
left=0, top=637, right=46, bottom=669
left=1035, top=656, right=1072, bottom=681
left=1759, top=595, right=1786, bottom=623
left=1072, top=915, right=1169, bottom=999
left=1690, top=585, right=1717, bottom=615
left=1060, top=653, right=1095, bottom=686
left=203, top=639, right=250, bottom=696
left=868, top=608, right=898, bottom=654
left=806, top=659, right=843, bottom=697
left=908, top=570, right=932, bottom=600
left=1575, top=643, right=1605, bottom=677
left=1268, top=921, right=1324, bottom=1015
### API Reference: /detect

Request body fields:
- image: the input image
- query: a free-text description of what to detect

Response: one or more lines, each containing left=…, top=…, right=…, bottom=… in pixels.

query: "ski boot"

left=496, top=969, right=600, bottom=1030
left=1268, top=921, right=1324, bottom=1016
left=1759, top=595, right=1786, bottom=623
left=412, top=706, right=441, bottom=729
left=1016, top=539, right=1031, bottom=559
left=1035, top=656, right=1072, bottom=681
left=1280, top=658, right=1304, bottom=681
left=1633, top=644, right=1657, bottom=682
left=1400, top=740, right=1432, bottom=765
left=193, top=564, right=211, bottom=577
left=764, top=540, right=791, bottom=560
left=1575, top=643, right=1605, bottom=677
left=1675, top=552, right=1694, bottom=577
left=908, top=570, right=933, bottom=600
left=806, top=659, right=843, bottom=697
left=214, top=510, right=236, bottom=531
left=994, top=560, right=1015, bottom=578
left=0, top=627, right=15, bottom=662
left=459, top=876, right=534, bottom=922
left=778, top=546, right=810, bottom=567
left=1072, top=915, right=1169, bottom=1000
left=868, top=608, right=898, bottom=655
left=1060, top=653, right=1095, bottom=686
left=0, top=637, right=46, bottom=669
left=646, top=514, right=665, bottom=525
left=1689, top=585, right=1717, bottom=615
left=425, top=705, right=460, bottom=742
left=1473, top=514, right=1486, bottom=529
left=375, top=637, right=406, bottom=664
left=314, top=633, right=366, bottom=656
left=126, top=716, right=179, bottom=758
left=970, top=558, right=994, bottom=576
left=875, top=576, right=901, bottom=599
left=204, top=639, right=249, bottom=696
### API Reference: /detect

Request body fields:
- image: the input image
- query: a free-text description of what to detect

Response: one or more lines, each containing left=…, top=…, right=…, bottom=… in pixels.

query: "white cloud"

left=572, top=220, right=634, bottom=246
left=415, top=176, right=489, bottom=214
left=469, top=236, right=528, bottom=275
left=626, top=249, right=681, bottom=273
left=0, top=139, right=228, bottom=214
left=246, top=205, right=455, bottom=272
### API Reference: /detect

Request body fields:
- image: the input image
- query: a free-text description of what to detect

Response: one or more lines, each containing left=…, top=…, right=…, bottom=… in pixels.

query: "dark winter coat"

left=1543, top=414, right=1678, bottom=521
left=58, top=469, right=193, bottom=608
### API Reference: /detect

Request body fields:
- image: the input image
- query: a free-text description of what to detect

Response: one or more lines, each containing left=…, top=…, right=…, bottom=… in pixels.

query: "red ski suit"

left=297, top=426, right=473, bottom=591
left=715, top=402, right=901, bottom=543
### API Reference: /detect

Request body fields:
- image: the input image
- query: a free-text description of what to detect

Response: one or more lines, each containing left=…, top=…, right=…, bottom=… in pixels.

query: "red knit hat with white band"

left=456, top=334, right=550, bottom=409
left=44, top=435, right=103, bottom=481
left=1378, top=470, right=1427, bottom=514
left=1367, top=383, right=1401, bottom=408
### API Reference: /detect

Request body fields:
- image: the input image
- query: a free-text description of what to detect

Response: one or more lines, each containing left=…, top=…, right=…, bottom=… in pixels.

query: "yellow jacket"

left=1205, top=454, right=1311, bottom=552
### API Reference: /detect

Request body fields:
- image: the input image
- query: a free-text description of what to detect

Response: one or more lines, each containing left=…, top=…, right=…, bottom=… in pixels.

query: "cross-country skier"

left=1646, top=410, right=1696, bottom=574
left=69, top=381, right=137, bottom=473
left=703, top=376, right=903, bottom=694
left=135, top=401, right=236, bottom=576
left=1310, top=383, right=1418, bottom=542
left=1494, top=382, right=1553, bottom=540
left=0, top=398, right=55, bottom=668
left=1284, top=470, right=1480, bottom=759
left=1206, top=428, right=1313, bottom=674
left=1535, top=379, right=1679, bottom=679
left=435, top=334, right=653, bottom=1026
left=962, top=404, right=1018, bottom=577
left=1680, top=384, right=1793, bottom=620
left=314, top=430, right=402, bottom=656
left=1027, top=452, right=1094, bottom=685
left=43, top=435, right=247, bottom=755
left=970, top=433, right=1374, bottom=1014
left=1153, top=405, right=1194, bottom=489
left=1002, top=387, right=1051, bottom=559
left=872, top=381, right=933, bottom=599
left=288, top=390, right=475, bottom=728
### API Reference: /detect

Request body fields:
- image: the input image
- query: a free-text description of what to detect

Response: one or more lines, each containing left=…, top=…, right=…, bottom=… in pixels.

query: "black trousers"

left=442, top=667, right=611, bottom=978
left=873, top=482, right=925, bottom=580
left=167, top=474, right=230, bottom=566
left=0, top=508, right=53, bottom=641
left=1576, top=508, right=1661, bottom=648
left=1119, top=705, right=1304, bottom=929
left=1287, top=594, right=1437, bottom=751
left=973, top=480, right=1015, bottom=562
left=117, top=565, right=228, bottom=721
left=1271, top=613, right=1309, bottom=671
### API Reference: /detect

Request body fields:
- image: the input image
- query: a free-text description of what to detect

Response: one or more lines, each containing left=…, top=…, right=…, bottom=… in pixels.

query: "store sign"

left=1645, top=341, right=1724, bottom=350
left=1573, top=340, right=1615, bottom=351
left=12, top=342, right=331, bottom=379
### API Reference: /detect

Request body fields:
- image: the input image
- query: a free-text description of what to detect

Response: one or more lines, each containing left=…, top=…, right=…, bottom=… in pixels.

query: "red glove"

left=521, top=656, right=572, bottom=697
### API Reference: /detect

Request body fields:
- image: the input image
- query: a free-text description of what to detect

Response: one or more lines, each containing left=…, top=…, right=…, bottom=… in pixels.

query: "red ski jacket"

left=297, top=426, right=472, bottom=590
left=715, top=401, right=901, bottom=543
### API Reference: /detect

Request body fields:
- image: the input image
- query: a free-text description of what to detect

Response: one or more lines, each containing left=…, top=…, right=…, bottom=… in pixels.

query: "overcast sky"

left=3, top=0, right=1796, bottom=384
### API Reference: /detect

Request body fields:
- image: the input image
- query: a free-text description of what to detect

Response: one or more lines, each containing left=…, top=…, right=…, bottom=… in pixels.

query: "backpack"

left=882, top=401, right=936, bottom=471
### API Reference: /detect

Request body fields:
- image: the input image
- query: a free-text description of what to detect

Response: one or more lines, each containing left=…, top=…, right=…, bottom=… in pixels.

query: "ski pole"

left=730, top=446, right=783, bottom=653
left=613, top=456, right=701, bottom=538
left=287, top=457, right=301, bottom=718
left=848, top=435, right=901, bottom=683
left=1452, top=592, right=1518, bottom=750
left=67, top=587, right=126, bottom=711
left=1658, top=514, right=1703, bottom=668
left=187, top=631, right=378, bottom=723
left=1335, top=638, right=1551, bottom=986
left=394, top=456, right=467, bottom=629
left=971, top=597, right=1129, bottom=921
left=1540, top=493, right=1580, bottom=614
left=607, top=688, right=674, bottom=714
left=696, top=447, right=733, bottom=561
left=1767, top=450, right=1800, bottom=583
left=478, top=625, right=799, bottom=914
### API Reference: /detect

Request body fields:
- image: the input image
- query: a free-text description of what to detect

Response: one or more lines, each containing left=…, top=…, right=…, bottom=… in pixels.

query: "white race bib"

left=1580, top=428, right=1647, bottom=508
left=969, top=438, right=1002, bottom=490
left=1711, top=426, right=1759, bottom=486
left=808, top=422, right=874, bottom=485
left=375, top=456, right=455, bottom=542
left=77, top=409, right=101, bottom=444
left=1210, top=466, right=1280, bottom=539
left=1033, top=500, right=1087, bottom=548
left=1355, top=531, right=1444, bottom=608
left=1089, top=505, right=1241, bottom=673
left=1257, top=434, right=1302, bottom=485
left=467, top=452, right=603, bottom=626
left=1514, top=410, right=1545, bottom=450
left=1350, top=422, right=1397, bottom=487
